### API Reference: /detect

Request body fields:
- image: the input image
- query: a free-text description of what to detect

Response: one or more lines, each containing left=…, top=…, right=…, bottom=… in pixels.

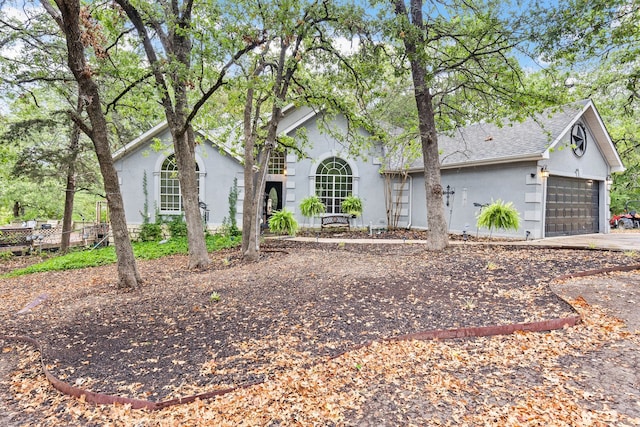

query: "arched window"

left=315, top=157, right=353, bottom=214
left=160, top=154, right=200, bottom=212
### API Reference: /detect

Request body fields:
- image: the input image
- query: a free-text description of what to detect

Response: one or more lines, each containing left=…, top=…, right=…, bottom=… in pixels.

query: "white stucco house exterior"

left=113, top=99, right=624, bottom=239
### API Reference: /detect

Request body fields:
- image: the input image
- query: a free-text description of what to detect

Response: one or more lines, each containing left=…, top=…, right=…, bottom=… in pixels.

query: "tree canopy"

left=533, top=0, right=640, bottom=210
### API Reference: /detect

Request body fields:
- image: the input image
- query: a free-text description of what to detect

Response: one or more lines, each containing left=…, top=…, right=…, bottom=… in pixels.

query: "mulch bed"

left=1, top=237, right=635, bottom=407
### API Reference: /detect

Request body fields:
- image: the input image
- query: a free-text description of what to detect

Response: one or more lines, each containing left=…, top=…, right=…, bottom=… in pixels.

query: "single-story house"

left=113, top=99, right=624, bottom=239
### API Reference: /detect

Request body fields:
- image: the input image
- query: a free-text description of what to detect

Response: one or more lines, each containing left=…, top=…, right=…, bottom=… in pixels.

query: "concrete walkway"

left=285, top=232, right=640, bottom=251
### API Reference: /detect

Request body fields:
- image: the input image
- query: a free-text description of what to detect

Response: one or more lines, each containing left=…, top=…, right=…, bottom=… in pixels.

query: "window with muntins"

left=315, top=157, right=353, bottom=214
left=160, top=154, right=200, bottom=212
left=268, top=150, right=286, bottom=175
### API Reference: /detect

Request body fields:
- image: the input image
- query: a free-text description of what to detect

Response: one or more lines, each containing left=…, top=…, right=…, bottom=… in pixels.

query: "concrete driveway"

left=520, top=231, right=640, bottom=251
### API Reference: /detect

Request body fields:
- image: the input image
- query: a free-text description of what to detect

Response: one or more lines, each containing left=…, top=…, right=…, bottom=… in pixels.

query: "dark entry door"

left=545, top=176, right=599, bottom=237
left=263, top=182, right=283, bottom=222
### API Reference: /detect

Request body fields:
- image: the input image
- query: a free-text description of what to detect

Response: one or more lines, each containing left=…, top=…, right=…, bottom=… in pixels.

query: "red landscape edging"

left=3, top=263, right=639, bottom=410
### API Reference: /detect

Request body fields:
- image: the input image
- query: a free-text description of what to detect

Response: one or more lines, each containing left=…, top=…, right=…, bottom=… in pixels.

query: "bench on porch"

left=320, top=214, right=351, bottom=230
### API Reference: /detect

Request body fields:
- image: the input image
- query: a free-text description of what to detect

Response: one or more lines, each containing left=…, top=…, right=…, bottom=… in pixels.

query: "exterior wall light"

left=540, top=165, right=549, bottom=178
left=606, top=175, right=613, bottom=186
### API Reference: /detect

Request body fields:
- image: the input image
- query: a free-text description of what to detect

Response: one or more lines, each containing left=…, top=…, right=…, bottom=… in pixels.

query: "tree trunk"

left=60, top=156, right=76, bottom=253
left=395, top=0, right=448, bottom=250
left=243, top=145, right=272, bottom=262
left=60, top=101, right=82, bottom=253
left=172, top=126, right=210, bottom=269
left=13, top=201, right=21, bottom=218
left=241, top=90, right=278, bottom=261
left=242, top=87, right=259, bottom=260
left=50, top=0, right=141, bottom=288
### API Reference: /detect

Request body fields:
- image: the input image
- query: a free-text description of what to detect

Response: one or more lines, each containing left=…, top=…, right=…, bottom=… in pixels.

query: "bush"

left=138, top=222, right=163, bottom=242
left=221, top=178, right=240, bottom=237
left=268, top=209, right=298, bottom=236
left=167, top=215, right=188, bottom=239
left=476, top=200, right=520, bottom=234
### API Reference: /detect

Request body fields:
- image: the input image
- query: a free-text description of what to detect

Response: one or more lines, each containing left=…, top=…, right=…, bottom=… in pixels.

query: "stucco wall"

left=114, top=128, right=244, bottom=228
left=279, top=114, right=387, bottom=229
left=409, top=162, right=540, bottom=239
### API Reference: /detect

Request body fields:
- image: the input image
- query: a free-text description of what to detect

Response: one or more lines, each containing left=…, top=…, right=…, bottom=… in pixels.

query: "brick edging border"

left=3, top=263, right=639, bottom=410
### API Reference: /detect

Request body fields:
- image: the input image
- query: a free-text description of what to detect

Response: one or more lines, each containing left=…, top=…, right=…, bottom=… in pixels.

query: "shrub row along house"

left=113, top=99, right=623, bottom=239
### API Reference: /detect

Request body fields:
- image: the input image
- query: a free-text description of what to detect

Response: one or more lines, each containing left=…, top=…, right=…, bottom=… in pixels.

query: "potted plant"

left=299, top=195, right=326, bottom=227
left=268, top=209, right=299, bottom=236
left=341, top=195, right=363, bottom=217
left=341, top=195, right=363, bottom=227
left=476, top=199, right=520, bottom=237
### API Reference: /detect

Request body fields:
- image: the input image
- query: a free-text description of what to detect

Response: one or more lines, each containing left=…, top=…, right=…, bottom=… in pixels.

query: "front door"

left=263, top=182, right=283, bottom=225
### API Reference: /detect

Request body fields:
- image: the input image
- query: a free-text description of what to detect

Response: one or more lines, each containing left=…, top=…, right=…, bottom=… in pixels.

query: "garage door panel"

left=546, top=176, right=599, bottom=237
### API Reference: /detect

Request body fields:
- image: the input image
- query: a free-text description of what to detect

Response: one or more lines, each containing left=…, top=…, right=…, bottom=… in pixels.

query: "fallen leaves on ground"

left=3, top=298, right=639, bottom=426
left=2, top=241, right=640, bottom=425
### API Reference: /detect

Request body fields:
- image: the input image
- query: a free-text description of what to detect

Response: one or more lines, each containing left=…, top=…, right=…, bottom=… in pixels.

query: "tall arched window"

left=160, top=154, right=200, bottom=213
left=315, top=157, right=353, bottom=214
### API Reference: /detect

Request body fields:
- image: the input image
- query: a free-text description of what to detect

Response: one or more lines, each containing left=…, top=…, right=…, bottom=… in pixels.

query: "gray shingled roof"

left=402, top=100, right=590, bottom=170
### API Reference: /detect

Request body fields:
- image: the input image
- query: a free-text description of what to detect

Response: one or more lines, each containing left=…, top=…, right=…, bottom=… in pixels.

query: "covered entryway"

left=545, top=176, right=599, bottom=237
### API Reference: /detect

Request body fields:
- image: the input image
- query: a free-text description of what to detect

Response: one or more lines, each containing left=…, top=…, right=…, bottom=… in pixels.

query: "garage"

left=545, top=176, right=600, bottom=237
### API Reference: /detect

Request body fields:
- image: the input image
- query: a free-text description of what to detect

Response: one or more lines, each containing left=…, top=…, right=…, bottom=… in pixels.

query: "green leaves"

left=340, top=195, right=363, bottom=217
left=1, top=233, right=241, bottom=278
left=299, top=195, right=326, bottom=218
left=268, top=209, right=299, bottom=236
left=476, top=200, right=520, bottom=233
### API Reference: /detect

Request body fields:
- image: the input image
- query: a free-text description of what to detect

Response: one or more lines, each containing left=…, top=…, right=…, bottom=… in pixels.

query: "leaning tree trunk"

left=51, top=0, right=141, bottom=288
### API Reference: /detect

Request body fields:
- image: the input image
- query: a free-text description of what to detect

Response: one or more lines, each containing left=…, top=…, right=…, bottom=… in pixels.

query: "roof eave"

left=392, top=154, right=544, bottom=174
left=113, top=121, right=169, bottom=161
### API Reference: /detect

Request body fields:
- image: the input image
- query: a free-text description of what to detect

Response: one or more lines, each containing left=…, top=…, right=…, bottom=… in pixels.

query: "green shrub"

left=341, top=195, right=363, bottom=217
left=299, top=195, right=326, bottom=218
left=268, top=209, right=298, bottom=236
left=138, top=222, right=163, bottom=242
left=221, top=178, right=240, bottom=237
left=476, top=200, right=520, bottom=235
left=167, top=215, right=188, bottom=239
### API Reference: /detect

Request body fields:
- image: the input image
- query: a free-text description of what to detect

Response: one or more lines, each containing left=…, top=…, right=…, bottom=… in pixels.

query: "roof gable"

left=400, top=99, right=623, bottom=172
left=113, top=104, right=319, bottom=163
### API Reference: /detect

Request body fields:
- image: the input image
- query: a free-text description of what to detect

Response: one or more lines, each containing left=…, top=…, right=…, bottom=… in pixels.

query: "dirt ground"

left=1, top=237, right=639, bottom=425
